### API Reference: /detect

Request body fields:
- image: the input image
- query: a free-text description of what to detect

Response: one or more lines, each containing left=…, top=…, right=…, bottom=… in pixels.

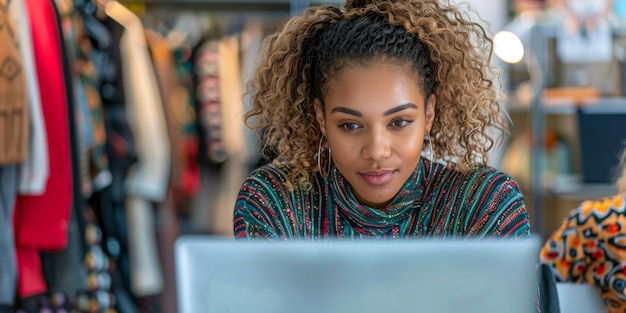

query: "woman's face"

left=315, top=60, right=435, bottom=209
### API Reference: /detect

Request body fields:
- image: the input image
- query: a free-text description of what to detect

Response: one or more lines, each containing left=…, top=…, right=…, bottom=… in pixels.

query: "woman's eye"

left=339, top=122, right=360, bottom=131
left=390, top=119, right=412, bottom=128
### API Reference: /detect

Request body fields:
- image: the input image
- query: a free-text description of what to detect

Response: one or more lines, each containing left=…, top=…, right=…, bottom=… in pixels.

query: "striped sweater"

left=233, top=158, right=530, bottom=239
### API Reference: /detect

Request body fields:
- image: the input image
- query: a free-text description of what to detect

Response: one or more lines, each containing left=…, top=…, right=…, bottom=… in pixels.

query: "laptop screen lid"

left=175, top=236, right=540, bottom=313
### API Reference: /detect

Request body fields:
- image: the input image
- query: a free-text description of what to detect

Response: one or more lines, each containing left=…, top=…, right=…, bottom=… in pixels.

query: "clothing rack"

left=121, top=0, right=344, bottom=16
left=130, top=0, right=295, bottom=15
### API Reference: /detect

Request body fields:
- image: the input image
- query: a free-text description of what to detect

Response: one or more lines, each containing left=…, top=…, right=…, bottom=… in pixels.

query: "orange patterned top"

left=541, top=194, right=626, bottom=313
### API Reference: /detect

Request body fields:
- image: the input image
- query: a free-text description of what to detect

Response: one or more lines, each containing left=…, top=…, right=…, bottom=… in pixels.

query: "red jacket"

left=13, top=0, right=73, bottom=297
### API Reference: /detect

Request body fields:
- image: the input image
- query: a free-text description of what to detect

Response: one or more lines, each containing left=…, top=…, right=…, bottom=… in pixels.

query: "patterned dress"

left=234, top=158, right=530, bottom=239
left=541, top=194, right=626, bottom=313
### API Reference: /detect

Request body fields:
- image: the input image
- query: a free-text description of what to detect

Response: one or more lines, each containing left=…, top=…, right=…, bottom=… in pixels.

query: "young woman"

left=233, top=0, right=531, bottom=240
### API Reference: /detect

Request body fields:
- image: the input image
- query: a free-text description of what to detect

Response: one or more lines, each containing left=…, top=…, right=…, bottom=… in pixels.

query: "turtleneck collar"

left=329, top=157, right=428, bottom=235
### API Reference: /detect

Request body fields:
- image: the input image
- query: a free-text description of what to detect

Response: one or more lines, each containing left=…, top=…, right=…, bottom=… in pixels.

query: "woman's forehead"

left=322, top=62, right=425, bottom=113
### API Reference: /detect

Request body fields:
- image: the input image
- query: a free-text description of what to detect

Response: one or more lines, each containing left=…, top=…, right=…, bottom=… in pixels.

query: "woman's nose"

left=361, top=130, right=391, bottom=161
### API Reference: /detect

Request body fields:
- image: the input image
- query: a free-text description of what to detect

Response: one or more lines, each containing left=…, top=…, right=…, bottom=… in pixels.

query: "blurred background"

left=1, top=0, right=625, bottom=312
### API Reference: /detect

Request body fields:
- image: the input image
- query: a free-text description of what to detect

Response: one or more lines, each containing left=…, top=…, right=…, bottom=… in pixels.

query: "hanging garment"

left=55, top=0, right=94, bottom=197
left=0, top=0, right=26, bottom=304
left=145, top=31, right=190, bottom=310
left=14, top=295, right=41, bottom=313
left=146, top=29, right=200, bottom=201
left=0, top=0, right=28, bottom=165
left=210, top=36, right=246, bottom=236
left=155, top=192, right=181, bottom=313
left=125, top=196, right=164, bottom=297
left=106, top=1, right=170, bottom=297
left=171, top=41, right=202, bottom=202
left=56, top=0, right=110, bottom=195
left=240, top=21, right=265, bottom=167
left=13, top=293, right=80, bottom=312
left=38, top=0, right=90, bottom=296
left=195, top=39, right=227, bottom=165
left=0, top=165, right=18, bottom=306
left=75, top=209, right=117, bottom=313
left=14, top=0, right=74, bottom=298
left=145, top=30, right=183, bottom=187
left=218, top=36, right=245, bottom=160
left=52, top=3, right=118, bottom=311
left=8, top=0, right=49, bottom=195
left=37, top=210, right=119, bottom=313
left=105, top=1, right=171, bottom=203
left=190, top=35, right=247, bottom=234
left=91, top=188, right=138, bottom=313
left=88, top=13, right=137, bottom=302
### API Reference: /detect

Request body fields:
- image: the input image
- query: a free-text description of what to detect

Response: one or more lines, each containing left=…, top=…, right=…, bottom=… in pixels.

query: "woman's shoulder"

left=435, top=162, right=521, bottom=192
left=234, top=163, right=323, bottom=239
left=238, top=162, right=320, bottom=201
left=435, top=163, right=530, bottom=237
left=246, top=162, right=291, bottom=185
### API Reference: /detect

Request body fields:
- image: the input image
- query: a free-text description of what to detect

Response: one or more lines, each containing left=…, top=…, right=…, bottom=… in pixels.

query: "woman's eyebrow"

left=330, top=107, right=362, bottom=117
left=383, top=103, right=417, bottom=116
left=330, top=103, right=418, bottom=117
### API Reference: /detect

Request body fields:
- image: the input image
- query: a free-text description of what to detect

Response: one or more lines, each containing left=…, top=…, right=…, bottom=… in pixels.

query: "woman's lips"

left=359, top=170, right=397, bottom=186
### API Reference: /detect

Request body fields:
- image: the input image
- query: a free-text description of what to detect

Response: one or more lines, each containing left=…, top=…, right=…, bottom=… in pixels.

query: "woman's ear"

left=314, top=98, right=327, bottom=137
left=425, top=95, right=436, bottom=134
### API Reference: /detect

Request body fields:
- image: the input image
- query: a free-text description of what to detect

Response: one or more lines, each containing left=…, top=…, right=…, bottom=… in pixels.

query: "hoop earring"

left=317, top=137, right=332, bottom=175
left=425, top=134, right=433, bottom=182
left=317, top=137, right=323, bottom=174
left=328, top=146, right=332, bottom=175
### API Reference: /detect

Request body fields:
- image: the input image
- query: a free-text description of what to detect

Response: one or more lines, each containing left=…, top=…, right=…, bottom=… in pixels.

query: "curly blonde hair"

left=245, top=0, right=506, bottom=188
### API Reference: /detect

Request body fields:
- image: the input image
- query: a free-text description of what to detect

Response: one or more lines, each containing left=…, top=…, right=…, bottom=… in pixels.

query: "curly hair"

left=245, top=0, right=506, bottom=188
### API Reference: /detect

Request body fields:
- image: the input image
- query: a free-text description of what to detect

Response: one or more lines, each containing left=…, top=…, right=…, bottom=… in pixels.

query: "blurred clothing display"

left=8, top=0, right=48, bottom=195
left=14, top=0, right=73, bottom=298
left=0, top=166, right=18, bottom=306
left=1, top=0, right=275, bottom=311
left=0, top=0, right=28, bottom=166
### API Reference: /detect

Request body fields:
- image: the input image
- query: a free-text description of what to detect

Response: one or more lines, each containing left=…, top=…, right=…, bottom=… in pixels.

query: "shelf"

left=546, top=183, right=617, bottom=201
left=507, top=102, right=577, bottom=115
left=507, top=92, right=626, bottom=115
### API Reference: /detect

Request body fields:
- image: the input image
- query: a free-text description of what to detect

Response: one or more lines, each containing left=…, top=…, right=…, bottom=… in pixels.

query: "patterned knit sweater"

left=233, top=158, right=530, bottom=239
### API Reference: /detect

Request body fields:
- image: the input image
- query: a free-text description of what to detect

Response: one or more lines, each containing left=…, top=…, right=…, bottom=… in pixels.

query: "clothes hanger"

left=75, top=0, right=111, bottom=50
left=141, top=9, right=171, bottom=37
left=93, top=0, right=110, bottom=20
left=165, top=12, right=206, bottom=50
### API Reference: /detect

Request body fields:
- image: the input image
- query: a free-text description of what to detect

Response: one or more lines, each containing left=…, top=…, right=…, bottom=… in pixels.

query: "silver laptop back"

left=175, top=237, right=540, bottom=313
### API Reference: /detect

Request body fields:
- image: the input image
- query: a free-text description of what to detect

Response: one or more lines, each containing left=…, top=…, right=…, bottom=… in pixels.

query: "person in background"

left=540, top=148, right=626, bottom=313
left=551, top=0, right=622, bottom=96
left=233, top=0, right=531, bottom=240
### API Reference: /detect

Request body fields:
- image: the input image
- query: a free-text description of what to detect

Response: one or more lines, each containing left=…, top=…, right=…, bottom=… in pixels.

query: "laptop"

left=556, top=283, right=605, bottom=313
left=175, top=236, right=541, bottom=313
